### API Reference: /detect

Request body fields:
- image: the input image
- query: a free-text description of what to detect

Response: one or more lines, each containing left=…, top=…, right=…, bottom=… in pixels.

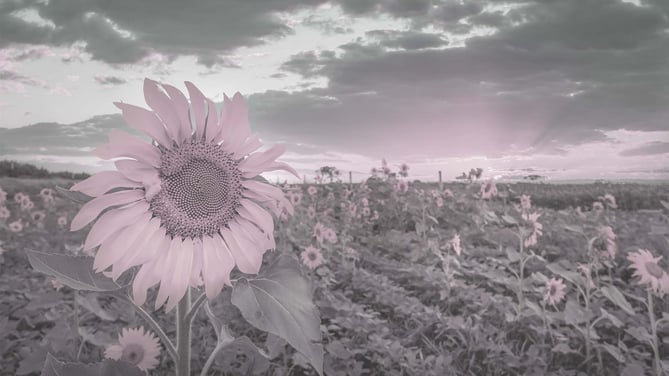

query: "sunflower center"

left=308, top=252, right=318, bottom=261
left=645, top=262, right=664, bottom=279
left=150, top=140, right=243, bottom=238
left=121, top=344, right=144, bottom=365
left=549, top=285, right=557, bottom=296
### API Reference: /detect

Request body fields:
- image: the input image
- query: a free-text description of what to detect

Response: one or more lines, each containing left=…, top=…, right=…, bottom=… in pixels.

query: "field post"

left=438, top=170, right=443, bottom=190
left=349, top=171, right=352, bottom=189
left=303, top=175, right=306, bottom=184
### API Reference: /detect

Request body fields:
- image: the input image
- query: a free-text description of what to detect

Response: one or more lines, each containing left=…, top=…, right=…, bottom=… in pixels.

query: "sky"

left=1, top=0, right=668, bottom=183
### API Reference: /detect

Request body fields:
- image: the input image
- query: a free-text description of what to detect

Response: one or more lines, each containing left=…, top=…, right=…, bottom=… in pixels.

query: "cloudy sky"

left=1, top=0, right=668, bottom=182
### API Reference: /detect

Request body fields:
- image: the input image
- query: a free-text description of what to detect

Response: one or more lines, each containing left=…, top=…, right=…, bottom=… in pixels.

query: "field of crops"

left=1, top=176, right=668, bottom=376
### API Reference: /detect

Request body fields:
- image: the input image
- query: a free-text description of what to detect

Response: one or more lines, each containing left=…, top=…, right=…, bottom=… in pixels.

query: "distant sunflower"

left=70, top=79, right=298, bottom=310
left=543, top=277, right=566, bottom=307
left=301, top=246, right=323, bottom=269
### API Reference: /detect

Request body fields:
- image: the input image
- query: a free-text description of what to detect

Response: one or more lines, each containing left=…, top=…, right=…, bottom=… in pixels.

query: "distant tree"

left=0, top=160, right=90, bottom=179
left=524, top=174, right=545, bottom=181
left=316, top=166, right=341, bottom=183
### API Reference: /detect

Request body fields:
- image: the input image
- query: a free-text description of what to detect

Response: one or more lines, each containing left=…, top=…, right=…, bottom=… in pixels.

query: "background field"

left=1, top=175, right=668, bottom=375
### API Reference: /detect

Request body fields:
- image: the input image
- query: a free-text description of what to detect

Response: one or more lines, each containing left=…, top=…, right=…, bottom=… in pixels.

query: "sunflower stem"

left=647, top=290, right=662, bottom=376
left=176, top=288, right=192, bottom=376
left=185, top=291, right=207, bottom=324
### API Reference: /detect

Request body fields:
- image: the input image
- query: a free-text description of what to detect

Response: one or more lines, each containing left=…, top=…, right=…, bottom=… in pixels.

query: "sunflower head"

left=627, top=249, right=669, bottom=296
left=104, top=327, right=161, bottom=371
left=70, top=78, right=299, bottom=310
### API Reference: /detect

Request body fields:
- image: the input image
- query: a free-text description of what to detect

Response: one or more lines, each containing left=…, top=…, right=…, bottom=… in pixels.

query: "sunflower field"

left=0, top=173, right=668, bottom=376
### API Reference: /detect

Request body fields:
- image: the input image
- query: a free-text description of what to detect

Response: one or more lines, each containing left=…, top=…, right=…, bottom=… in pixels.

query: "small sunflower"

left=301, top=246, right=323, bottom=269
left=105, top=327, right=161, bottom=371
left=543, top=277, right=566, bottom=307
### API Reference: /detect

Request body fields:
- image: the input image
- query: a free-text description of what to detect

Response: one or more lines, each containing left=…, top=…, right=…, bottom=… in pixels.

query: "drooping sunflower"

left=70, top=79, right=297, bottom=311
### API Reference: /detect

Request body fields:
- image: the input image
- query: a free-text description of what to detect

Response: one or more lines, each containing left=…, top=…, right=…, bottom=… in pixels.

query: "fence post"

left=349, top=171, right=352, bottom=188
left=438, top=170, right=443, bottom=190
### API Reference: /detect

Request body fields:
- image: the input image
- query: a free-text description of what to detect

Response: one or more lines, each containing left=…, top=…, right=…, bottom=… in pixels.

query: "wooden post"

left=349, top=171, right=352, bottom=188
left=438, top=170, right=443, bottom=190
left=303, top=175, right=306, bottom=185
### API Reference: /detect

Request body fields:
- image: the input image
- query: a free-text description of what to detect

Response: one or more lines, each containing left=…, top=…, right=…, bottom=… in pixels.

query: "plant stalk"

left=176, top=288, right=192, bottom=376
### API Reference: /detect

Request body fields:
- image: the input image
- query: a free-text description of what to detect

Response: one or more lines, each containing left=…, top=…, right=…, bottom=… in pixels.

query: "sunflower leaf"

left=55, top=186, right=94, bottom=204
left=231, top=255, right=323, bottom=376
left=600, top=285, right=635, bottom=316
left=26, top=250, right=122, bottom=292
left=41, top=353, right=143, bottom=376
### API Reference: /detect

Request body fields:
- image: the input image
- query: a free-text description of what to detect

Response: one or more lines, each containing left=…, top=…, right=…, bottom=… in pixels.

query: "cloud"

left=0, top=68, right=47, bottom=92
left=365, top=30, right=448, bottom=50
left=619, top=141, right=669, bottom=156
left=255, top=0, right=669, bottom=160
left=93, top=75, right=127, bottom=85
left=0, top=114, right=128, bottom=157
left=1, top=0, right=332, bottom=66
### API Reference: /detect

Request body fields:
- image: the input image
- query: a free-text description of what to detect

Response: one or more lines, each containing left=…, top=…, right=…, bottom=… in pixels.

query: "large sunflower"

left=70, top=79, right=297, bottom=311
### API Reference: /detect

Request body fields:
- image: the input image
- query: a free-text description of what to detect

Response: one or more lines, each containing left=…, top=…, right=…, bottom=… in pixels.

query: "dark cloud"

left=301, top=15, right=354, bottom=35
left=365, top=30, right=448, bottom=50
left=0, top=0, right=53, bottom=48
left=93, top=75, right=127, bottom=85
left=0, top=69, right=45, bottom=87
left=257, top=0, right=669, bottom=159
left=0, top=115, right=129, bottom=157
left=619, top=142, right=669, bottom=157
left=435, top=1, right=483, bottom=23
left=338, top=0, right=434, bottom=18
left=1, top=0, right=330, bottom=66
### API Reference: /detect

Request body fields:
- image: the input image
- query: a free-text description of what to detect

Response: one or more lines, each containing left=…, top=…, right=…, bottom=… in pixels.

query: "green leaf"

left=621, top=363, right=646, bottom=376
left=546, top=263, right=585, bottom=287
left=265, top=333, right=286, bottom=359
left=551, top=343, right=576, bottom=354
left=426, top=214, right=439, bottom=225
left=562, top=224, right=583, bottom=233
left=231, top=255, right=323, bottom=376
left=75, top=293, right=118, bottom=321
left=600, top=286, right=635, bottom=315
left=41, top=353, right=143, bottom=376
left=625, top=326, right=653, bottom=344
left=660, top=200, right=669, bottom=210
left=597, top=308, right=623, bottom=328
left=415, top=222, right=427, bottom=236
left=649, top=225, right=669, bottom=236
left=204, top=301, right=233, bottom=345
left=599, top=343, right=625, bottom=363
left=55, top=186, right=93, bottom=204
left=215, top=336, right=270, bottom=374
left=26, top=250, right=122, bottom=292
left=501, top=214, right=517, bottom=225
left=506, top=247, right=521, bottom=263
left=564, top=300, right=590, bottom=325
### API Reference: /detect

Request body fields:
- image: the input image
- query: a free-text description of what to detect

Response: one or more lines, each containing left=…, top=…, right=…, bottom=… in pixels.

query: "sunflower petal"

left=161, top=83, right=193, bottom=141
left=114, top=100, right=172, bottom=148
left=165, top=237, right=194, bottom=311
left=70, top=171, right=140, bottom=197
left=142, top=78, right=182, bottom=143
left=184, top=81, right=207, bottom=140
left=84, top=201, right=149, bottom=251
left=71, top=189, right=144, bottom=231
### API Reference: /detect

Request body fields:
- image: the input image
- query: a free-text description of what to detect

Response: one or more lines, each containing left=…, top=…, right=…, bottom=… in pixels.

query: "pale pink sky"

left=1, top=0, right=668, bottom=182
